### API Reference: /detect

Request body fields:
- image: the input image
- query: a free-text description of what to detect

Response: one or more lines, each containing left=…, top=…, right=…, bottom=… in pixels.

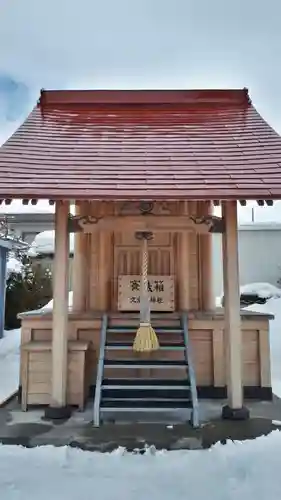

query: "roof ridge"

left=38, top=88, right=251, bottom=107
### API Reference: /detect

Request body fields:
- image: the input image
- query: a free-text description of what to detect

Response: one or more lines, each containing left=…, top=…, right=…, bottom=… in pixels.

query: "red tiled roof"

left=0, top=88, right=281, bottom=200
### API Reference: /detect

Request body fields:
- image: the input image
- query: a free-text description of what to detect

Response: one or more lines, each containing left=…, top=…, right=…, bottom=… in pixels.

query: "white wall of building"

left=213, top=225, right=281, bottom=297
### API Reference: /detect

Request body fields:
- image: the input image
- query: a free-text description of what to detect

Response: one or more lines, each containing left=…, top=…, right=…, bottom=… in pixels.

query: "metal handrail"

left=181, top=312, right=200, bottom=428
left=93, top=313, right=108, bottom=427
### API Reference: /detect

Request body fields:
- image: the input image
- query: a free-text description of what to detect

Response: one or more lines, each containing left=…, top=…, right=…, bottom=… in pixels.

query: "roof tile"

left=0, top=89, right=281, bottom=199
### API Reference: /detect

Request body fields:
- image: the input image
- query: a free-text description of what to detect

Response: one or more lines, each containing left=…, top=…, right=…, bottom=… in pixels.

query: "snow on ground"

left=1, top=431, right=281, bottom=499
left=0, top=329, right=20, bottom=404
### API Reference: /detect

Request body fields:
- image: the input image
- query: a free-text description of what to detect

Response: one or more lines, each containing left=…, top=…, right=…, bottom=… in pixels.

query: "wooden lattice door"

left=112, top=231, right=175, bottom=310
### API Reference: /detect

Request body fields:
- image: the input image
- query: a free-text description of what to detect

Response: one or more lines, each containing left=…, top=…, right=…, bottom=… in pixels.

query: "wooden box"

left=21, top=341, right=91, bottom=411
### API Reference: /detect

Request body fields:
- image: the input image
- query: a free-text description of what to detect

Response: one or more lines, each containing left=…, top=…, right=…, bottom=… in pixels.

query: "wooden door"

left=112, top=231, right=175, bottom=310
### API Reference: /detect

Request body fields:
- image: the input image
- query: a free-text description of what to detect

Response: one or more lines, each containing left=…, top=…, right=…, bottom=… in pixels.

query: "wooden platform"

left=18, top=309, right=273, bottom=407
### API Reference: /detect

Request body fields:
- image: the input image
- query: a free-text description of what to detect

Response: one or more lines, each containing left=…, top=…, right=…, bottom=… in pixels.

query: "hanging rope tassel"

left=133, top=235, right=159, bottom=352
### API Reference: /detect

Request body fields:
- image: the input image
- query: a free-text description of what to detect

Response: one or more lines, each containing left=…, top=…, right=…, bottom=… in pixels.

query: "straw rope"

left=133, top=234, right=159, bottom=352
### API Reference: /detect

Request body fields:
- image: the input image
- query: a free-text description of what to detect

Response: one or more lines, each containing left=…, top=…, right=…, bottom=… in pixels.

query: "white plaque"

left=118, top=275, right=175, bottom=312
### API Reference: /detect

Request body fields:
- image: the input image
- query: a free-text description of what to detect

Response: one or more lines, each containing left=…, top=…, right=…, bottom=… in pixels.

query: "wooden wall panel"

left=190, top=330, right=213, bottom=385
left=242, top=329, right=259, bottom=386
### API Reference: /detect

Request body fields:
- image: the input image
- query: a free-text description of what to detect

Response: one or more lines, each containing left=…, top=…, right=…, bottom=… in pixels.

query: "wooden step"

left=102, top=387, right=190, bottom=398
left=104, top=359, right=187, bottom=368
left=108, top=318, right=181, bottom=328
left=107, top=327, right=183, bottom=334
left=103, top=378, right=190, bottom=387
left=101, top=399, right=192, bottom=409
left=106, top=344, right=185, bottom=351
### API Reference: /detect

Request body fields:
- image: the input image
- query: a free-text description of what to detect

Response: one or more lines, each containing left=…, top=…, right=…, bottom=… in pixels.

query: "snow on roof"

left=6, top=257, right=22, bottom=277
left=216, top=282, right=281, bottom=306
left=28, top=231, right=74, bottom=257
left=240, top=283, right=281, bottom=300
left=41, top=291, right=73, bottom=311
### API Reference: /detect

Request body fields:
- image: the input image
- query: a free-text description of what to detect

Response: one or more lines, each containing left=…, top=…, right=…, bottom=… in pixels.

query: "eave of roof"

left=0, top=88, right=281, bottom=201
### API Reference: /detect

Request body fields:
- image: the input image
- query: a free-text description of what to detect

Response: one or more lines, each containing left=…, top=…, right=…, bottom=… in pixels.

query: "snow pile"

left=1, top=432, right=281, bottom=498
left=41, top=291, right=73, bottom=311
left=215, top=295, right=222, bottom=307
left=6, top=257, right=22, bottom=277
left=216, top=282, right=281, bottom=307
left=28, top=231, right=75, bottom=257
left=240, top=282, right=281, bottom=300
left=0, top=328, right=20, bottom=404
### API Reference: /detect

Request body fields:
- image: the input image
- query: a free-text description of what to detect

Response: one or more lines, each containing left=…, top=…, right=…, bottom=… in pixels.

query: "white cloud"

left=1, top=0, right=281, bottom=213
left=0, top=0, right=281, bottom=114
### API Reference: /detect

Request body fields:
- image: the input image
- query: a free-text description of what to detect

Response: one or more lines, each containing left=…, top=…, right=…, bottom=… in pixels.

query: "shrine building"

left=0, top=88, right=279, bottom=425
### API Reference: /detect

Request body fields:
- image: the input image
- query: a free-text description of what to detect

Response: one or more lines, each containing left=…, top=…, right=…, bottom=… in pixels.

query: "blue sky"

left=1, top=0, right=281, bottom=145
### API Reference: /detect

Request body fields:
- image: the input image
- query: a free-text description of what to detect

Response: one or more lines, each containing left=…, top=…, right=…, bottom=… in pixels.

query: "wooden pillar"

left=199, top=201, right=214, bottom=310
left=221, top=200, right=249, bottom=420
left=45, top=200, right=71, bottom=419
left=89, top=232, right=99, bottom=311
left=72, top=201, right=88, bottom=312
left=98, top=230, right=111, bottom=311
left=178, top=231, right=190, bottom=310
left=0, top=246, right=7, bottom=339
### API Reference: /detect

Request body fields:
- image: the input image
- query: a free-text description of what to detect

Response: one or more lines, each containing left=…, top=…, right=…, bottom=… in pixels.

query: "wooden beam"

left=70, top=214, right=224, bottom=234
